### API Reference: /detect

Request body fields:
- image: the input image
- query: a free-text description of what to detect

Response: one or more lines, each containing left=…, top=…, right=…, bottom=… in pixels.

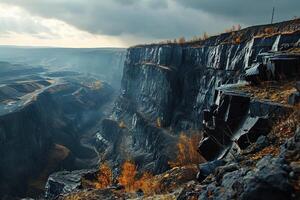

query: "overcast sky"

left=0, top=0, right=299, bottom=48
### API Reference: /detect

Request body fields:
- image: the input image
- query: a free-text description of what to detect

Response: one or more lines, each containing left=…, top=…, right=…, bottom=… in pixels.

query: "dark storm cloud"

left=175, top=0, right=300, bottom=25
left=104, top=0, right=168, bottom=9
left=1, top=0, right=299, bottom=41
left=1, top=0, right=227, bottom=39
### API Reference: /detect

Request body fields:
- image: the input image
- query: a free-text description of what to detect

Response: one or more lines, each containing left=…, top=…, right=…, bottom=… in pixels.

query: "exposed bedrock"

left=98, top=20, right=300, bottom=174
left=195, top=126, right=300, bottom=200
left=0, top=76, right=115, bottom=198
left=0, top=92, right=54, bottom=197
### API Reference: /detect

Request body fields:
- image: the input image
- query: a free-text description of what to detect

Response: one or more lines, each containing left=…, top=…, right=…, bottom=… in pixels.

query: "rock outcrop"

left=98, top=19, right=300, bottom=173
left=47, top=19, right=300, bottom=199
left=194, top=126, right=300, bottom=200
left=45, top=169, right=97, bottom=199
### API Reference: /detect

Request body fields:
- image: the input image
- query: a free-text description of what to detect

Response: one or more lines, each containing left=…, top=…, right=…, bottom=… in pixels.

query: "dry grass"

left=239, top=81, right=299, bottom=144
left=153, top=165, right=198, bottom=194
left=271, top=106, right=300, bottom=144
left=168, top=133, right=205, bottom=168
left=178, top=37, right=186, bottom=44
left=61, top=163, right=199, bottom=199
left=66, top=163, right=198, bottom=199
left=254, top=27, right=277, bottom=38
left=156, top=118, right=162, bottom=128
left=60, top=189, right=126, bottom=200
left=270, top=107, right=300, bottom=194
left=239, top=81, right=297, bottom=104
left=225, top=24, right=242, bottom=33
left=131, top=19, right=300, bottom=48
left=118, top=161, right=159, bottom=195
left=287, top=48, right=300, bottom=53
left=136, top=193, right=178, bottom=200
left=95, top=163, right=112, bottom=189
left=234, top=35, right=242, bottom=44
left=250, top=145, right=280, bottom=161
left=81, top=163, right=113, bottom=189
left=247, top=104, right=299, bottom=162
left=63, top=192, right=92, bottom=200
left=250, top=104, right=299, bottom=160
left=119, top=120, right=127, bottom=129
left=254, top=26, right=299, bottom=39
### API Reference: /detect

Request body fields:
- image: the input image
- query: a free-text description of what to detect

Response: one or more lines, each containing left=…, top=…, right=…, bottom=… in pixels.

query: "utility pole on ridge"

left=271, top=7, right=275, bottom=24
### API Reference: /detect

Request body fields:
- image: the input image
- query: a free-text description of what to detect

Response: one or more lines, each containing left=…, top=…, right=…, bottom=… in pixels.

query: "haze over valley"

left=0, top=1, right=300, bottom=200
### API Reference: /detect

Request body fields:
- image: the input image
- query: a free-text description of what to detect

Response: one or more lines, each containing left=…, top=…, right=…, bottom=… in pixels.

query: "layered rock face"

left=0, top=92, right=53, bottom=196
left=0, top=70, right=115, bottom=198
left=100, top=20, right=300, bottom=173
left=45, top=20, right=300, bottom=200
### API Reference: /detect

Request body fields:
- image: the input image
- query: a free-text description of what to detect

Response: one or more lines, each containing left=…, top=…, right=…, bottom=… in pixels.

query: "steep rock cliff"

left=100, top=19, right=300, bottom=173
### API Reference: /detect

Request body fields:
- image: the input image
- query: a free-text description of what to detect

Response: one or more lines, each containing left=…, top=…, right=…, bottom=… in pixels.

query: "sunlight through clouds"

left=0, top=0, right=299, bottom=47
left=0, top=3, right=126, bottom=47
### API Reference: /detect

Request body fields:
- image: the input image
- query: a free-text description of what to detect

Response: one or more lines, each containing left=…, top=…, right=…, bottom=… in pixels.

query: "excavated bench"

left=199, top=84, right=292, bottom=161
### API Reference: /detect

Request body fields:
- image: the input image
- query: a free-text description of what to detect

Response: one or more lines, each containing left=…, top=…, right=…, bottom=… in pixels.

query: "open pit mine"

left=1, top=19, right=300, bottom=200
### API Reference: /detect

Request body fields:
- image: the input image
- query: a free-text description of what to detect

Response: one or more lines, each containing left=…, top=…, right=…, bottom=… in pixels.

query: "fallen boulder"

left=196, top=160, right=226, bottom=182
left=45, top=169, right=97, bottom=199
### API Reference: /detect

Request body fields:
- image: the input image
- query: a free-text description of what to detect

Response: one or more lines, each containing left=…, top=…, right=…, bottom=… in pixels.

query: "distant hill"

left=0, top=46, right=126, bottom=88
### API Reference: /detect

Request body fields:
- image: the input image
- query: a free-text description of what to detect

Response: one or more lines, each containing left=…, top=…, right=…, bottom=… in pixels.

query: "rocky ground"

left=47, top=102, right=300, bottom=200
left=182, top=109, right=300, bottom=200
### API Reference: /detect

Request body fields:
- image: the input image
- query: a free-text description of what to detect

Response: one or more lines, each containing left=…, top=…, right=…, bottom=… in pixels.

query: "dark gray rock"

left=198, top=168, right=249, bottom=200
left=296, top=81, right=300, bottom=92
left=255, top=135, right=269, bottom=150
left=215, top=163, right=240, bottom=182
left=249, top=99, right=291, bottom=118
left=245, top=52, right=300, bottom=83
left=197, top=127, right=300, bottom=200
left=256, top=135, right=269, bottom=149
left=197, top=160, right=226, bottom=182
left=288, top=91, right=300, bottom=105
left=198, top=156, right=293, bottom=200
left=45, top=169, right=96, bottom=199
left=240, top=156, right=292, bottom=200
left=236, top=117, right=271, bottom=150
